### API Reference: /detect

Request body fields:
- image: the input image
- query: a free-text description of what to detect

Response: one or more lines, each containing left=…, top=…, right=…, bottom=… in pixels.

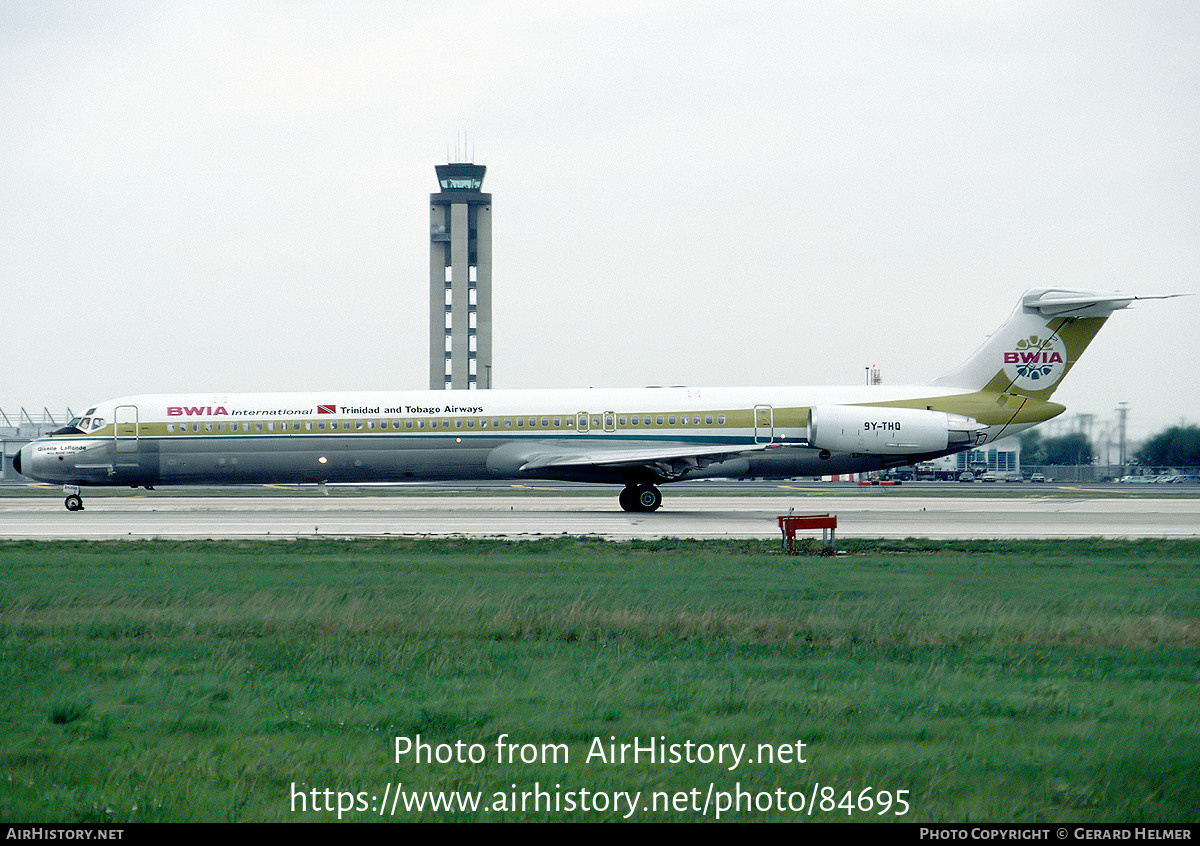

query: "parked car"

left=959, top=471, right=976, bottom=482
left=1029, top=473, right=1046, bottom=483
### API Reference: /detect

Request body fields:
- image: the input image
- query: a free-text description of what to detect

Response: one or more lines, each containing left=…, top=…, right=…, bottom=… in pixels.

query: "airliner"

left=14, top=289, right=1168, bottom=512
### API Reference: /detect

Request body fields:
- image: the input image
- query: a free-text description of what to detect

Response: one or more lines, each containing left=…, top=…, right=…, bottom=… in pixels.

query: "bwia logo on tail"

left=1004, top=334, right=1067, bottom=390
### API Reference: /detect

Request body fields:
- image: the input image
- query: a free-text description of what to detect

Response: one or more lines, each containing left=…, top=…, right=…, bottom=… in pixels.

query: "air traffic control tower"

left=429, top=162, right=492, bottom=390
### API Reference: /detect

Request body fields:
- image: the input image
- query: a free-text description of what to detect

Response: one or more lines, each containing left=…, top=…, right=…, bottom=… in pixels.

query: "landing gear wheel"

left=619, top=484, right=663, bottom=512
left=635, top=485, right=662, bottom=512
left=64, top=494, right=83, bottom=512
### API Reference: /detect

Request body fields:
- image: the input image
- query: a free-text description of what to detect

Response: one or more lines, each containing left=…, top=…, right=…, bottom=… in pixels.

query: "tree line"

left=1018, top=424, right=1200, bottom=467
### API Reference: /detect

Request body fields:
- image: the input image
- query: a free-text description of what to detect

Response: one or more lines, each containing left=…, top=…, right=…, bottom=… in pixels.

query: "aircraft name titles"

left=165, top=404, right=487, bottom=418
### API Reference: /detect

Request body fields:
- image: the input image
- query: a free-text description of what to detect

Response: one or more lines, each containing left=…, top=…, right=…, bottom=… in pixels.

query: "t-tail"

left=932, top=288, right=1176, bottom=400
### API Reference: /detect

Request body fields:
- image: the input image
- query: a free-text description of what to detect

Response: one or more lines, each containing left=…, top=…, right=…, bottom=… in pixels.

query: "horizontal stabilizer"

left=1021, top=290, right=1184, bottom=318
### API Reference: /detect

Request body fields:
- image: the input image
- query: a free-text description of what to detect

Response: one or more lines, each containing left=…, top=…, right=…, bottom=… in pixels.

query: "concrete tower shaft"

left=430, top=163, right=492, bottom=390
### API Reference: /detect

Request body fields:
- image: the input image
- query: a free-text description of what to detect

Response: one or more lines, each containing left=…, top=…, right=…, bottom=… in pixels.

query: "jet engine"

left=807, top=405, right=984, bottom=455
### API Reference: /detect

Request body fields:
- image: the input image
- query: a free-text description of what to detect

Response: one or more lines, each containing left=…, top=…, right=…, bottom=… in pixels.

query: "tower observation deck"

left=429, top=162, right=492, bottom=390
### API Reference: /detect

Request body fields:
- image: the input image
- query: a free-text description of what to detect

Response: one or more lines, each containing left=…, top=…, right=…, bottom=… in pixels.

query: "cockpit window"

left=51, top=413, right=101, bottom=436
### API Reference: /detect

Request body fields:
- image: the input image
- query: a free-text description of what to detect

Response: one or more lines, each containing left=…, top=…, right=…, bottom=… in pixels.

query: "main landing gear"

left=619, top=484, right=662, bottom=513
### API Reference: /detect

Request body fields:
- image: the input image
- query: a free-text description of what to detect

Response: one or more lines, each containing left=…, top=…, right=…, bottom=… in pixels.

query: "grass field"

left=1, top=537, right=1197, bottom=822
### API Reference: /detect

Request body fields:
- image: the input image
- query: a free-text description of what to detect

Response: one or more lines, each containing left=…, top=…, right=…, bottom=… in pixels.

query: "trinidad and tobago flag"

left=317, top=404, right=337, bottom=415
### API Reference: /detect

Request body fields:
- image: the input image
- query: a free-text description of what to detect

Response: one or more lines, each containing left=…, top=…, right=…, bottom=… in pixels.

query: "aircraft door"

left=754, top=405, right=774, bottom=444
left=115, top=405, right=139, bottom=453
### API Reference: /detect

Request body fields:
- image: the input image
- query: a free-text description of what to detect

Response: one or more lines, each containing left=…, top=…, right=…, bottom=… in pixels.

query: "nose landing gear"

left=63, top=485, right=84, bottom=512
left=619, top=484, right=662, bottom=512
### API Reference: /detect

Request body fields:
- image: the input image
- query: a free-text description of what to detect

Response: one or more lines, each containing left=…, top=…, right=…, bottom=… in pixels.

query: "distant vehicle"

left=1119, top=475, right=1156, bottom=484
left=1030, top=473, right=1046, bottom=483
left=959, top=471, right=976, bottom=482
left=980, top=472, right=1000, bottom=482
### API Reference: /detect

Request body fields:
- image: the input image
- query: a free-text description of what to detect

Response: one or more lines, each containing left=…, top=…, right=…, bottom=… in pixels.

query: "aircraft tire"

left=64, top=495, right=83, bottom=512
left=635, top=485, right=662, bottom=512
left=618, top=487, right=636, bottom=512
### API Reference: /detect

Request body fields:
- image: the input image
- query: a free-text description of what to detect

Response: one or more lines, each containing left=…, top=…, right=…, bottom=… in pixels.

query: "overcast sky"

left=2, top=1, right=1197, bottom=442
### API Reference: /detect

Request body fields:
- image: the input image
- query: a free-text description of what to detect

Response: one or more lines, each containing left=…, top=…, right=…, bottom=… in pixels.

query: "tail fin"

left=933, top=289, right=1172, bottom=400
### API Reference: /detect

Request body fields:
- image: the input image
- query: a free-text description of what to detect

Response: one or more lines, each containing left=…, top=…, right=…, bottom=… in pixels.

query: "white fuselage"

left=16, top=383, right=1006, bottom=490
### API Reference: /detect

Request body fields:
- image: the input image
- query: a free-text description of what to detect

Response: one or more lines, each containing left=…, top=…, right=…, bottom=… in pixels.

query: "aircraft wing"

left=488, top=439, right=778, bottom=482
